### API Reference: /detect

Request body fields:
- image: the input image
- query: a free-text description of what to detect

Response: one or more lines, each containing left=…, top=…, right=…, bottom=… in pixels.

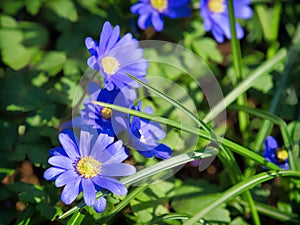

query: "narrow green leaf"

left=203, top=48, right=286, bottom=123
left=67, top=210, right=85, bottom=225
left=184, top=170, right=300, bottom=225
left=125, top=73, right=212, bottom=134
left=93, top=101, right=279, bottom=170
left=237, top=199, right=299, bottom=222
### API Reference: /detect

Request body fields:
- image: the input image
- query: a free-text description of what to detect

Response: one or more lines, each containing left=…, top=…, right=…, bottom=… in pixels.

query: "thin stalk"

left=93, top=101, right=280, bottom=170
left=227, top=0, right=250, bottom=141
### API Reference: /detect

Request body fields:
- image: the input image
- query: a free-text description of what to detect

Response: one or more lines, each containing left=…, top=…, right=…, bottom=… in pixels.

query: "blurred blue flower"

left=44, top=129, right=136, bottom=212
left=199, top=0, right=253, bottom=42
left=131, top=0, right=191, bottom=32
left=116, top=102, right=172, bottom=159
left=81, top=81, right=136, bottom=137
left=262, top=136, right=290, bottom=170
left=85, top=21, right=148, bottom=90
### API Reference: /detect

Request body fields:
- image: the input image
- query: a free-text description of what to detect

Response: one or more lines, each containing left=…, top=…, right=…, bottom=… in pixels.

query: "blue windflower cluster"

left=44, top=21, right=171, bottom=213
left=130, top=0, right=253, bottom=42
left=45, top=0, right=255, bottom=212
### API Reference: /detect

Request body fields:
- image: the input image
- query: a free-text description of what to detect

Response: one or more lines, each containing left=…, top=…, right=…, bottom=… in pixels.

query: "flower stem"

left=227, top=0, right=250, bottom=141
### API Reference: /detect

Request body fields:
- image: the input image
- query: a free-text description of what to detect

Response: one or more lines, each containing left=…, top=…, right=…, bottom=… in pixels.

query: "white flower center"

left=150, top=0, right=168, bottom=12
left=77, top=156, right=102, bottom=178
left=140, top=134, right=147, bottom=143
left=101, top=56, right=120, bottom=75
left=208, top=0, right=226, bottom=13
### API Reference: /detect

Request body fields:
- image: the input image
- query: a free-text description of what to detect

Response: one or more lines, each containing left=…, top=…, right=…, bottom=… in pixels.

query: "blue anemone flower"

left=262, top=136, right=290, bottom=170
left=115, top=102, right=172, bottom=159
left=131, top=0, right=191, bottom=32
left=200, top=0, right=253, bottom=42
left=85, top=21, right=148, bottom=90
left=81, top=81, right=136, bottom=137
left=44, top=129, right=136, bottom=212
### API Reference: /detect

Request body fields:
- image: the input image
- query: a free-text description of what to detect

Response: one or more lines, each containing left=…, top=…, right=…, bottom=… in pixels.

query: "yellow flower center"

left=101, top=107, right=112, bottom=120
left=76, top=156, right=102, bottom=178
left=150, top=0, right=168, bottom=12
left=276, top=149, right=288, bottom=163
left=101, top=56, right=120, bottom=75
left=208, top=0, right=226, bottom=13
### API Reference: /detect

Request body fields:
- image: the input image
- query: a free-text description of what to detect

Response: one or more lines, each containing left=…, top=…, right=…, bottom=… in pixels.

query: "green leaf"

left=36, top=201, right=62, bottom=220
left=25, top=0, right=42, bottom=15
left=1, top=44, right=36, bottom=70
left=36, top=51, right=66, bottom=75
left=231, top=217, right=250, bottom=225
left=19, top=21, right=49, bottom=47
left=6, top=104, right=29, bottom=112
left=172, top=179, right=230, bottom=223
left=130, top=181, right=176, bottom=224
left=67, top=210, right=86, bottom=225
left=0, top=0, right=24, bottom=15
left=192, top=38, right=223, bottom=63
left=46, top=0, right=78, bottom=22
left=252, top=73, right=274, bottom=93
left=0, top=14, right=18, bottom=28
left=8, top=182, right=44, bottom=203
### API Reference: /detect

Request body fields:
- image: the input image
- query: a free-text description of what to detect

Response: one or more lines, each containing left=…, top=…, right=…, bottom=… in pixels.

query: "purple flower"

left=44, top=129, right=136, bottom=212
left=85, top=21, right=148, bottom=90
left=263, top=136, right=290, bottom=170
left=131, top=0, right=191, bottom=32
left=115, top=102, right=172, bottom=159
left=200, top=0, right=253, bottom=42
left=80, top=81, right=136, bottom=137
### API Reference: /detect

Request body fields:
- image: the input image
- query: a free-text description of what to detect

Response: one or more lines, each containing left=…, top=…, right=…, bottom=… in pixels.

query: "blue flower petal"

left=44, top=167, right=66, bottom=180
left=55, top=170, right=78, bottom=187
left=92, top=176, right=127, bottom=196
left=82, top=178, right=96, bottom=206
left=138, top=13, right=152, bottom=29
left=93, top=197, right=107, bottom=213
left=106, top=25, right=120, bottom=51
left=94, top=140, right=128, bottom=165
left=79, top=130, right=92, bottom=157
left=151, top=11, right=164, bottom=32
left=61, top=178, right=81, bottom=205
left=58, top=129, right=80, bottom=160
left=90, top=133, right=114, bottom=157
left=234, top=1, right=253, bottom=19
left=48, top=156, right=73, bottom=170
left=99, top=21, right=113, bottom=55
left=102, top=163, right=136, bottom=176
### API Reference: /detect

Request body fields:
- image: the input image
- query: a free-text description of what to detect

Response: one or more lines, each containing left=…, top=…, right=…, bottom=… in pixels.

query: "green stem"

left=227, top=0, right=250, bottom=140
left=93, top=101, right=280, bottom=170
left=183, top=170, right=300, bottom=225
left=219, top=146, right=260, bottom=224
left=237, top=199, right=299, bottom=222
